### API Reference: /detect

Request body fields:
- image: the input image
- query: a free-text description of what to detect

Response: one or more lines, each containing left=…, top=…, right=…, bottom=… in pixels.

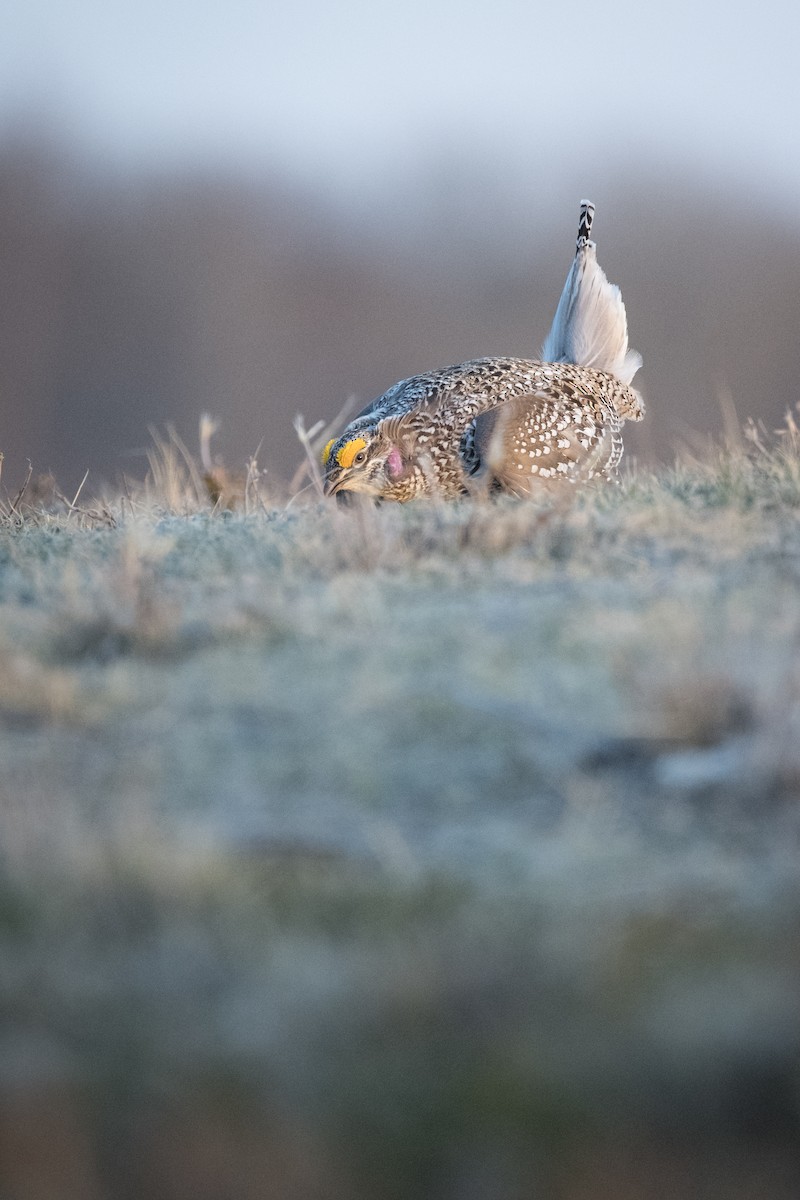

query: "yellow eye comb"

left=335, top=438, right=367, bottom=469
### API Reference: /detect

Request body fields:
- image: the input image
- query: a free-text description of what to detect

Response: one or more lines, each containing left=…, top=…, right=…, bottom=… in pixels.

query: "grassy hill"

left=1, top=421, right=799, bottom=1199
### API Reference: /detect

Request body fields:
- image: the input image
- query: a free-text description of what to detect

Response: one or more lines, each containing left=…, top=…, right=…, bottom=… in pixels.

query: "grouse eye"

left=353, top=450, right=367, bottom=465
left=335, top=437, right=367, bottom=470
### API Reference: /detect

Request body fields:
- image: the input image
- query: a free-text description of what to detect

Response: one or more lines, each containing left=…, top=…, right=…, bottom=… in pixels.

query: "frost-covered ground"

left=1, top=435, right=800, bottom=1199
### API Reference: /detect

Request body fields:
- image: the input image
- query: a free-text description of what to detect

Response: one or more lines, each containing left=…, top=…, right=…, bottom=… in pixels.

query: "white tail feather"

left=541, top=200, right=642, bottom=386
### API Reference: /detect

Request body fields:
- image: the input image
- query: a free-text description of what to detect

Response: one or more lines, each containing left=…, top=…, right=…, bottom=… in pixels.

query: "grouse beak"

left=323, top=473, right=344, bottom=497
left=323, top=477, right=358, bottom=505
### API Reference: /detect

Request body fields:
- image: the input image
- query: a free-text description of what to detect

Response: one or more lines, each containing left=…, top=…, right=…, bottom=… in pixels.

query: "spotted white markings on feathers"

left=324, top=354, right=642, bottom=501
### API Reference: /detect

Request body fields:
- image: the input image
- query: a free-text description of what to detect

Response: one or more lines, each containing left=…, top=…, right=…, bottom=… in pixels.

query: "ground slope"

left=1, top=439, right=799, bottom=1199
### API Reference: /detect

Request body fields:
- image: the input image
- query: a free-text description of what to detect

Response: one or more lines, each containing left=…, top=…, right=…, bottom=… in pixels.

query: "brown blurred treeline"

left=1, top=126, right=798, bottom=492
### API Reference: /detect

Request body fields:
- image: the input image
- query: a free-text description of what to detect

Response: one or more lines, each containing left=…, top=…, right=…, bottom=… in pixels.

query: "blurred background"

left=1, top=0, right=799, bottom=491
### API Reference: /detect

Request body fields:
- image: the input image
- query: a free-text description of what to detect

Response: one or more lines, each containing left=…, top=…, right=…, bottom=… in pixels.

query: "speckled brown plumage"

left=322, top=202, right=644, bottom=502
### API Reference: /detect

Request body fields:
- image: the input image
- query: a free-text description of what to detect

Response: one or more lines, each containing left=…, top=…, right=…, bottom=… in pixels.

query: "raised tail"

left=541, top=200, right=642, bottom=386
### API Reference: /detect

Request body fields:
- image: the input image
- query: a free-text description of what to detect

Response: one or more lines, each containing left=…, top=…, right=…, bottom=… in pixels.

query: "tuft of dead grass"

left=1, top=401, right=800, bottom=528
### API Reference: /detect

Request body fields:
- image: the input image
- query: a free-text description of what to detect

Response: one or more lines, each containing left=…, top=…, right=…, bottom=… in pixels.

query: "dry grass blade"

left=144, top=425, right=208, bottom=512
left=289, top=393, right=358, bottom=498
left=714, top=372, right=743, bottom=453
left=199, top=414, right=220, bottom=478
left=52, top=470, right=116, bottom=528
left=8, top=460, right=33, bottom=518
left=198, top=416, right=268, bottom=511
left=292, top=415, right=327, bottom=500
left=166, top=423, right=207, bottom=498
left=243, top=444, right=268, bottom=515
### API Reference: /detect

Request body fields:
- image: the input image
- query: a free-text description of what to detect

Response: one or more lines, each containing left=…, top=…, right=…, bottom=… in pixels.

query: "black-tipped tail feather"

left=541, top=201, right=642, bottom=388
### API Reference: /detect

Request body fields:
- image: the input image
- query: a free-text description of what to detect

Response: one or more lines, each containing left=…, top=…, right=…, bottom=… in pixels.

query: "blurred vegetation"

left=0, top=421, right=799, bottom=1197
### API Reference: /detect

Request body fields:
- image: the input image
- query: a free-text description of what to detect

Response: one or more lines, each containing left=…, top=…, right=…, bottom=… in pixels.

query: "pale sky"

left=2, top=0, right=799, bottom=211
